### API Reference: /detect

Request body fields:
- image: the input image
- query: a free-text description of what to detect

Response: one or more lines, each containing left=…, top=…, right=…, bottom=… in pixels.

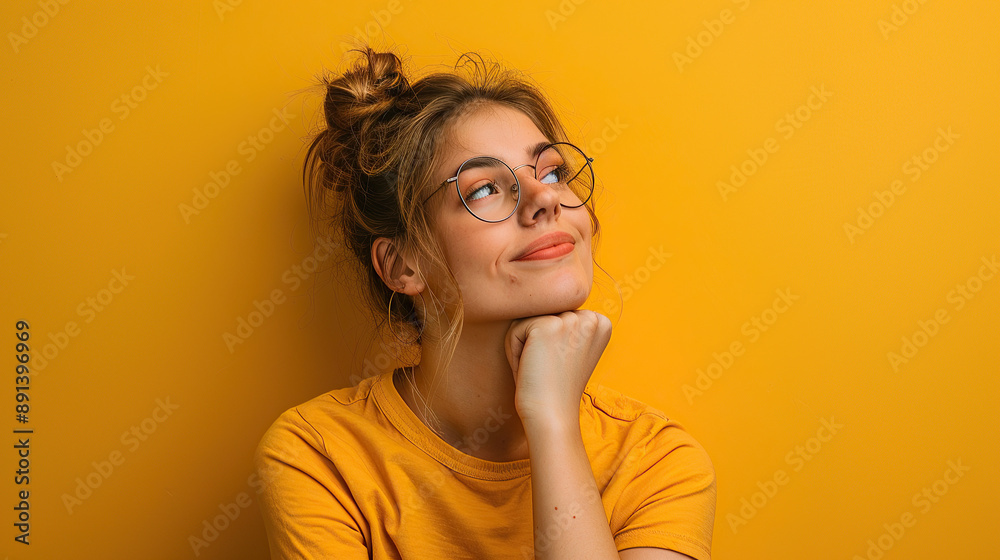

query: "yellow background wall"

left=2, top=1, right=997, bottom=558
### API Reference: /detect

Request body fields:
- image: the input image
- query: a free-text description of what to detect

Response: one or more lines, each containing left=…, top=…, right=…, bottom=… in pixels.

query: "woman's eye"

left=466, top=182, right=499, bottom=201
left=539, top=167, right=561, bottom=184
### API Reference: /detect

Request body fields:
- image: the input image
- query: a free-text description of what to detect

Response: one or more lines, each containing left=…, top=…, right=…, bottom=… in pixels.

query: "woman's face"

left=423, top=103, right=594, bottom=323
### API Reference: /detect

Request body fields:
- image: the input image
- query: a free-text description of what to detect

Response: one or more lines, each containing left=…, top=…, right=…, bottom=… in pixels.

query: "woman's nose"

left=513, top=165, right=561, bottom=208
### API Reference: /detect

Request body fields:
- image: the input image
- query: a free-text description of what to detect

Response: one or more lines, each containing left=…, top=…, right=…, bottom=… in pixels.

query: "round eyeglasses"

left=422, top=142, right=595, bottom=223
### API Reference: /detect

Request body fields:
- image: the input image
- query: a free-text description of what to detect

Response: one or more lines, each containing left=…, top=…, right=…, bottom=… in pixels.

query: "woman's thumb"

left=504, top=319, right=527, bottom=380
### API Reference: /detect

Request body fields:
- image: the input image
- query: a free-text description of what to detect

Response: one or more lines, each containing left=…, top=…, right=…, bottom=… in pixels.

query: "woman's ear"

left=371, top=237, right=425, bottom=295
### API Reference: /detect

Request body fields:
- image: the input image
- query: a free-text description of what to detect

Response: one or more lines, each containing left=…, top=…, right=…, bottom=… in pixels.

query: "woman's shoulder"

left=254, top=373, right=386, bottom=460
left=582, top=382, right=712, bottom=460
left=583, top=381, right=671, bottom=423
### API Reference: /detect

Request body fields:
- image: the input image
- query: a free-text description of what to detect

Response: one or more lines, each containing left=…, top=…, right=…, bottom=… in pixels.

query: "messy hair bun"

left=316, top=48, right=417, bottom=195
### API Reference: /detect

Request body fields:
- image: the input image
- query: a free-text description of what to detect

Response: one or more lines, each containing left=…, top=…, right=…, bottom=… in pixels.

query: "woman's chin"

left=525, top=285, right=592, bottom=316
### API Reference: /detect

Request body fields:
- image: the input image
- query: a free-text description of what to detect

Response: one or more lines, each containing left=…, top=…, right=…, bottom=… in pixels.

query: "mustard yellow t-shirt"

left=254, top=367, right=716, bottom=559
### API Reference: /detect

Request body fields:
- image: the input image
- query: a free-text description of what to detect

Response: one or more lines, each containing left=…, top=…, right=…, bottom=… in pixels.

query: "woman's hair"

left=301, top=42, right=604, bottom=439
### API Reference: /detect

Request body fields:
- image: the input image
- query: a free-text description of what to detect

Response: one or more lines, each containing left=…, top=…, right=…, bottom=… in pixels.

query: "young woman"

left=254, top=44, right=717, bottom=560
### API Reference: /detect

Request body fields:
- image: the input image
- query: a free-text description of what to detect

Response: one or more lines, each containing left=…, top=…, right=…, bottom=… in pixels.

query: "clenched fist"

left=504, top=309, right=612, bottom=428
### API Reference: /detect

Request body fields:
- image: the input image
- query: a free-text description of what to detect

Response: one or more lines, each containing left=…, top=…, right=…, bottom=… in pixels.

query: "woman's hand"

left=503, top=309, right=612, bottom=428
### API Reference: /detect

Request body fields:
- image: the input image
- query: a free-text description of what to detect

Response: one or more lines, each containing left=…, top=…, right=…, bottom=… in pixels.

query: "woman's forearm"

left=525, top=416, right=620, bottom=560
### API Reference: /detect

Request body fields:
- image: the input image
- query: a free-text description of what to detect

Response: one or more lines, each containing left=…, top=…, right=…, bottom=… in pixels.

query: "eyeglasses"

left=421, top=142, right=595, bottom=223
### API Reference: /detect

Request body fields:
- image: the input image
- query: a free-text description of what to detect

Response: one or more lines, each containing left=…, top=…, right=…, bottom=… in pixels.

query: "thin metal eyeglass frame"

left=420, top=141, right=595, bottom=223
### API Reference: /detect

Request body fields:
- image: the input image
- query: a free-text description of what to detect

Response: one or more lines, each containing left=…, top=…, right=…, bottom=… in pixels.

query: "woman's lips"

left=514, top=242, right=574, bottom=261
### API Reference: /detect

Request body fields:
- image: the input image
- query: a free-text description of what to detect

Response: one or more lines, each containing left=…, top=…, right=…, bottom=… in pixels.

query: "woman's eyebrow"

left=526, top=141, right=550, bottom=158
left=457, top=141, right=552, bottom=171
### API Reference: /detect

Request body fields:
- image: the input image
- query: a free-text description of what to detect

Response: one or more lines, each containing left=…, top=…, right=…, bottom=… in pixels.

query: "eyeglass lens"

left=454, top=143, right=593, bottom=222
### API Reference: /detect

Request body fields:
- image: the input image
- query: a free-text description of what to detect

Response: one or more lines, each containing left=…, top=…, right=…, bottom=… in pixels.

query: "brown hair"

left=300, top=42, right=606, bottom=438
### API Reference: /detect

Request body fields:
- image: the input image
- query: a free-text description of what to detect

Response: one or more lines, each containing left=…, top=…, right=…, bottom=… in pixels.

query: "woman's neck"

left=394, top=319, right=529, bottom=462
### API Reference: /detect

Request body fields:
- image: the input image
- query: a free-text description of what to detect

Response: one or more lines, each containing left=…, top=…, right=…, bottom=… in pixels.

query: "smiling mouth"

left=514, top=242, right=574, bottom=261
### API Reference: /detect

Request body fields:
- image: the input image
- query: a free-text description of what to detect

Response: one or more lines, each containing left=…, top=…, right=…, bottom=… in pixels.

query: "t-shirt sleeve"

left=612, top=423, right=717, bottom=560
left=253, top=408, right=371, bottom=560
